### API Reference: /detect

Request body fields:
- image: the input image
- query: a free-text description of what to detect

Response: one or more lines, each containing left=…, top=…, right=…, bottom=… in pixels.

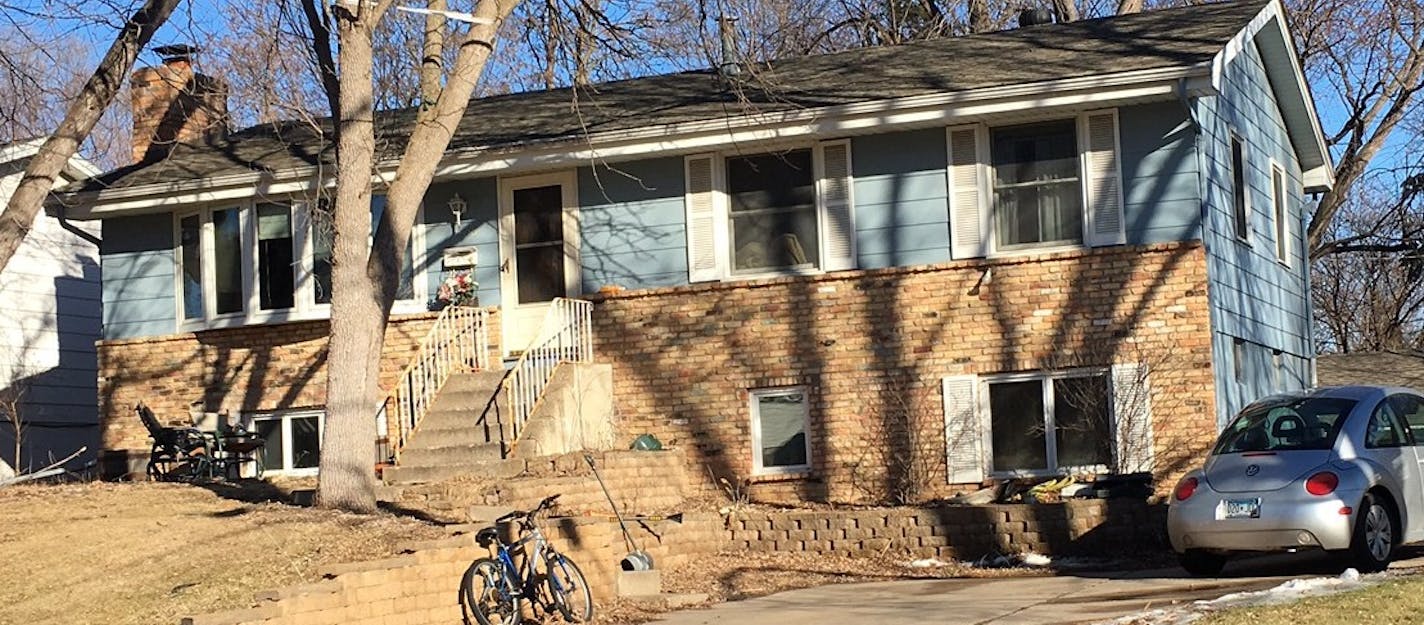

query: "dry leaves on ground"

left=0, top=481, right=446, bottom=625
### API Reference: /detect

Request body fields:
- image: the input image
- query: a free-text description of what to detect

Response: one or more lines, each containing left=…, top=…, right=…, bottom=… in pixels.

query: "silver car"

left=1168, top=386, right=1424, bottom=576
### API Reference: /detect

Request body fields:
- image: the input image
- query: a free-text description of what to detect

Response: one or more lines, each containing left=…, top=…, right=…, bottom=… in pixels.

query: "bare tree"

left=1303, top=0, right=1424, bottom=257
left=847, top=372, right=946, bottom=505
left=0, top=0, right=183, bottom=276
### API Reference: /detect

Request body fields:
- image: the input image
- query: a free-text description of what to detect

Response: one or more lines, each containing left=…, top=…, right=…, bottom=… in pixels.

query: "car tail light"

left=1305, top=471, right=1339, bottom=496
left=1174, top=477, right=1198, bottom=501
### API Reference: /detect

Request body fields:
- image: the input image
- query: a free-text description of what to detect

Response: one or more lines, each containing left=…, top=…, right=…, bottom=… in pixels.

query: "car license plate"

left=1223, top=498, right=1261, bottom=519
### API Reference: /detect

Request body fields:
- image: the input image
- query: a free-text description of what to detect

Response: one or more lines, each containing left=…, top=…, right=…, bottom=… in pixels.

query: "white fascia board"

left=71, top=65, right=1213, bottom=219
left=1303, top=165, right=1333, bottom=194
left=1214, top=0, right=1333, bottom=188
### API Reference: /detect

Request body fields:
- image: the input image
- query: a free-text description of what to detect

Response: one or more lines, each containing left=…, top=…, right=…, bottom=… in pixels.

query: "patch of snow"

left=1097, top=570, right=1379, bottom=625
left=1019, top=552, right=1052, bottom=567
left=908, top=558, right=952, bottom=568
left=0, top=458, right=13, bottom=480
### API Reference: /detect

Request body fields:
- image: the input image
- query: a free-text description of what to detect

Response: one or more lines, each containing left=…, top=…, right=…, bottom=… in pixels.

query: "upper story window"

left=990, top=120, right=1083, bottom=249
left=726, top=150, right=820, bottom=274
left=175, top=197, right=424, bottom=330
left=947, top=109, right=1124, bottom=260
left=257, top=203, right=295, bottom=311
left=684, top=141, right=856, bottom=283
left=1271, top=164, right=1289, bottom=264
left=1231, top=134, right=1250, bottom=240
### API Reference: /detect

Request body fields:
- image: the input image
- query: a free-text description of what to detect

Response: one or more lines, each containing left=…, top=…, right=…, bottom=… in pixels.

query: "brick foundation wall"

left=590, top=242, right=1217, bottom=504
left=729, top=501, right=1167, bottom=560
left=98, top=308, right=502, bottom=463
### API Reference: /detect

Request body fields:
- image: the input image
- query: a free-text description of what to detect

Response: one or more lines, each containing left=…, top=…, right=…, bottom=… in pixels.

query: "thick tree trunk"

left=376, top=1, right=511, bottom=297
left=967, top=0, right=991, bottom=33
left=317, top=17, right=382, bottom=513
left=0, top=0, right=182, bottom=273
left=317, top=0, right=512, bottom=513
left=1052, top=0, right=1079, bottom=23
left=1116, top=0, right=1144, bottom=15
left=420, top=0, right=446, bottom=107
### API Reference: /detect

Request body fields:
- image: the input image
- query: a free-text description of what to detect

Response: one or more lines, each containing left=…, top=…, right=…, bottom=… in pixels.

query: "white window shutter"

left=947, top=125, right=989, bottom=259
left=1083, top=109, right=1126, bottom=247
left=685, top=154, right=724, bottom=282
left=1111, top=363, right=1154, bottom=474
left=942, top=375, right=984, bottom=484
left=816, top=139, right=856, bottom=272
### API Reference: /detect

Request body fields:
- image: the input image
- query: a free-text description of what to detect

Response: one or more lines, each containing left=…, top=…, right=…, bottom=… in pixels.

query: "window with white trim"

left=1231, top=134, right=1249, bottom=241
left=946, top=109, right=1123, bottom=260
left=985, top=372, right=1111, bottom=474
left=250, top=410, right=323, bottom=475
left=175, top=197, right=424, bottom=328
left=943, top=365, right=1151, bottom=482
left=727, top=150, right=819, bottom=273
left=750, top=386, right=811, bottom=475
left=990, top=120, right=1083, bottom=249
left=684, top=141, right=855, bottom=282
left=1271, top=164, right=1289, bottom=263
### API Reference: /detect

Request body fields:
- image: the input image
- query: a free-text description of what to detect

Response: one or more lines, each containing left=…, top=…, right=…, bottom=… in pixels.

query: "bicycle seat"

left=475, top=526, right=499, bottom=547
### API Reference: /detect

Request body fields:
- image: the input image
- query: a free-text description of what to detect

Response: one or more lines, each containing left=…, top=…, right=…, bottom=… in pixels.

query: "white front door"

left=498, top=172, right=580, bottom=355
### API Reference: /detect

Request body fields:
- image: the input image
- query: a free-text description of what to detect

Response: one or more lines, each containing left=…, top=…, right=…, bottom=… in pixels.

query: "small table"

left=210, top=434, right=265, bottom=479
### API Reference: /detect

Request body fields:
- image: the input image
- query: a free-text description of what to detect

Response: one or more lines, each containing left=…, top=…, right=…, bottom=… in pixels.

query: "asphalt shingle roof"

left=80, top=0, right=1266, bottom=193
left=1317, top=352, right=1424, bottom=391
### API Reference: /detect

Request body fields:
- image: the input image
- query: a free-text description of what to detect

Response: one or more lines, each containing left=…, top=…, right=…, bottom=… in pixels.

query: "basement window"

left=251, top=410, right=323, bottom=476
left=749, top=387, right=812, bottom=475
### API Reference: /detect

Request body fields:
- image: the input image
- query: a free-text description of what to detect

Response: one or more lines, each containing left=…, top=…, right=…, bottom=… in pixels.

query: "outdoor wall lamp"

left=448, top=193, right=467, bottom=227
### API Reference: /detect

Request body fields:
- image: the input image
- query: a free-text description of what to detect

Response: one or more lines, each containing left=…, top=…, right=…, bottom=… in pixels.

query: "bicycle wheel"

left=461, top=558, right=521, bottom=625
left=545, top=554, right=593, bottom=623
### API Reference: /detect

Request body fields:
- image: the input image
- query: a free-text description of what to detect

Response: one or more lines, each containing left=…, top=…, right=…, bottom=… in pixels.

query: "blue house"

left=68, top=0, right=1328, bottom=501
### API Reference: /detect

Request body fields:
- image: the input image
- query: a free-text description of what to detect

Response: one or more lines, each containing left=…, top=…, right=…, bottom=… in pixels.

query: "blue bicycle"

left=461, top=494, right=594, bottom=624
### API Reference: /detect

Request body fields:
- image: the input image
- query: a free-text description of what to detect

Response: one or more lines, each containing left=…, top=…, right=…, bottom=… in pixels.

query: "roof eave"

left=1215, top=0, right=1334, bottom=191
left=65, top=63, right=1215, bottom=219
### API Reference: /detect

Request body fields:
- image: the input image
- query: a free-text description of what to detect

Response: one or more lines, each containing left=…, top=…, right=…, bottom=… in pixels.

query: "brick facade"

left=590, top=242, right=1218, bottom=504
left=97, top=308, right=502, bottom=461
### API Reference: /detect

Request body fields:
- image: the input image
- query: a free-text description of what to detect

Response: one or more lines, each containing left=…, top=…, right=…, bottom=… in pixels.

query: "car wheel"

left=1178, top=550, right=1227, bottom=577
left=1349, top=492, right=1395, bottom=573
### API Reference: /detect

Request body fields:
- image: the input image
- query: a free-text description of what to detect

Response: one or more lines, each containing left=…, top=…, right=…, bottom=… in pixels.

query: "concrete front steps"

left=382, top=370, right=510, bottom=486
left=382, top=362, right=617, bottom=487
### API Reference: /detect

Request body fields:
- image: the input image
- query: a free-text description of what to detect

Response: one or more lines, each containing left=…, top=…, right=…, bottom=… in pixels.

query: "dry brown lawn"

left=0, top=481, right=447, bottom=625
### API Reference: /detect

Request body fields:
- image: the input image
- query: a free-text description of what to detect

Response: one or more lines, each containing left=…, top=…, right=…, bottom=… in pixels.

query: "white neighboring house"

left=0, top=139, right=101, bottom=473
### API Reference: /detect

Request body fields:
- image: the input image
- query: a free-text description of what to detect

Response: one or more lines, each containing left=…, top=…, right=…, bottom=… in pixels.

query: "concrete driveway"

left=647, top=552, right=1424, bottom=625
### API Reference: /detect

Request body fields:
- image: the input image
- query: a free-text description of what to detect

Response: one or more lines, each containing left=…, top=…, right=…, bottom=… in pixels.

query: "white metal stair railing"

left=503, top=297, right=594, bottom=446
left=380, top=305, right=490, bottom=464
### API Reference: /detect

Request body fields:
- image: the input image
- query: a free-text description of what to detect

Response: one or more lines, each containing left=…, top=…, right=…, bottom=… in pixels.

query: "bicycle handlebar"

left=493, top=494, right=561, bottom=525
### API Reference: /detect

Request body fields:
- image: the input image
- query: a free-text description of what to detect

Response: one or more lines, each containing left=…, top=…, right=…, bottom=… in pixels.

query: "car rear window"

left=1212, top=397, right=1357, bottom=454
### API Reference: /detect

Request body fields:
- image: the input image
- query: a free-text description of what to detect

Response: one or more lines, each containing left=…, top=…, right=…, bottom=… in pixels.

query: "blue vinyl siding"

left=578, top=159, right=688, bottom=292
left=424, top=177, right=500, bottom=307
left=1198, top=39, right=1314, bottom=424
left=100, top=213, right=176, bottom=339
left=851, top=128, right=952, bottom=269
left=1119, top=101, right=1203, bottom=245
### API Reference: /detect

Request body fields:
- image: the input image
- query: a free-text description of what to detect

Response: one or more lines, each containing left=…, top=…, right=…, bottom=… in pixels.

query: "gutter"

left=64, top=64, right=1216, bottom=218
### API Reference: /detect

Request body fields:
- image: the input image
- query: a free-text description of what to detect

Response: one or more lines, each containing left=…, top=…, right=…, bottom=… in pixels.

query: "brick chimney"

left=130, top=44, right=229, bottom=163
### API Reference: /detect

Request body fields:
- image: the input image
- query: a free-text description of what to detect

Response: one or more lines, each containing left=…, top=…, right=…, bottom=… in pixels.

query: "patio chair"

left=136, top=403, right=213, bottom=481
